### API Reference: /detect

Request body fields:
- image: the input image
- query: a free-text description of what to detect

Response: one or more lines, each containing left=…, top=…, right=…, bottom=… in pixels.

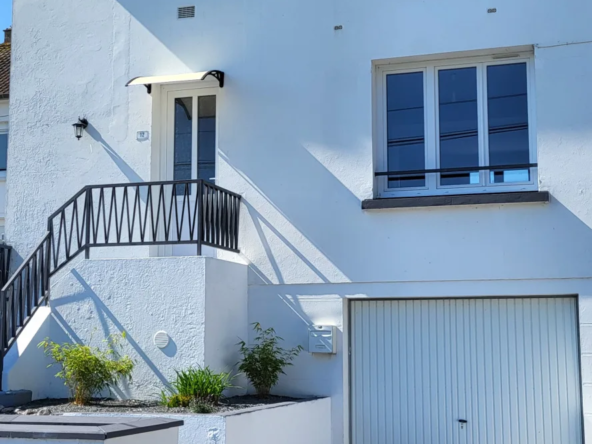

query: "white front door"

left=161, top=87, right=217, bottom=256
left=350, top=297, right=583, bottom=444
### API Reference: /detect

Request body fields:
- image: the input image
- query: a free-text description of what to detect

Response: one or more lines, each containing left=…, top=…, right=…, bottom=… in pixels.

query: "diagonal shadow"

left=86, top=124, right=145, bottom=184
left=51, top=269, right=171, bottom=389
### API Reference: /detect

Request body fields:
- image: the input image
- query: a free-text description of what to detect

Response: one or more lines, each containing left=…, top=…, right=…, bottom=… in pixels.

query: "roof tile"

left=0, top=43, right=10, bottom=98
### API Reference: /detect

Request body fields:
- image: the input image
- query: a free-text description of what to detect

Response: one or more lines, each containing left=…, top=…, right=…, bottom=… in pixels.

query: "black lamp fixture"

left=73, top=118, right=88, bottom=140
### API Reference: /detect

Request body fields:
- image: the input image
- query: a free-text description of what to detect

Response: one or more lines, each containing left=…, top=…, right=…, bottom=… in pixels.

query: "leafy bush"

left=163, top=393, right=193, bottom=408
left=39, top=334, right=134, bottom=406
left=238, top=323, right=303, bottom=398
left=162, top=366, right=236, bottom=408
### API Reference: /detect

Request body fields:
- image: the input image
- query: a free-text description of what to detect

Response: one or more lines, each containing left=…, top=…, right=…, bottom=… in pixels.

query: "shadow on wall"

left=247, top=288, right=344, bottom=443
left=108, top=1, right=592, bottom=285
left=85, top=124, right=144, bottom=184
left=50, top=270, right=172, bottom=398
left=244, top=200, right=331, bottom=285
left=226, top=136, right=592, bottom=284
left=250, top=294, right=344, bottom=397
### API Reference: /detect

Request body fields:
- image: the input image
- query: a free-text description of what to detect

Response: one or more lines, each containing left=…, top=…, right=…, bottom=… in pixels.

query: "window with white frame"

left=0, top=122, right=6, bottom=172
left=375, top=54, right=536, bottom=197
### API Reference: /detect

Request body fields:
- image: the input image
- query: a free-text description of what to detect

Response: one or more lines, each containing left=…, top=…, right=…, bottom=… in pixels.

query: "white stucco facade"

left=5, top=0, right=592, bottom=443
left=3, top=257, right=248, bottom=400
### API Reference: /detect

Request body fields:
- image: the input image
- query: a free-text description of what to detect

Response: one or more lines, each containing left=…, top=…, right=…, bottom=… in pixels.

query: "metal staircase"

left=0, top=179, right=241, bottom=388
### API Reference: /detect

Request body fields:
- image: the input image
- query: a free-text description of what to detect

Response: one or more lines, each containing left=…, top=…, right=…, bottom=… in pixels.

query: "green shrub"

left=162, top=366, right=236, bottom=408
left=238, top=323, right=303, bottom=398
left=164, top=393, right=193, bottom=408
left=39, top=334, right=134, bottom=406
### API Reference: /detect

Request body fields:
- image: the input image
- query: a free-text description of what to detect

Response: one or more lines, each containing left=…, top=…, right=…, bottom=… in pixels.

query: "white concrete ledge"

left=65, top=397, right=331, bottom=444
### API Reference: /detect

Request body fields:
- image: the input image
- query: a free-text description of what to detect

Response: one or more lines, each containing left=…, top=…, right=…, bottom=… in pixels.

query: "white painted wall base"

left=4, top=256, right=248, bottom=400
left=2, top=307, right=57, bottom=399
left=65, top=398, right=331, bottom=444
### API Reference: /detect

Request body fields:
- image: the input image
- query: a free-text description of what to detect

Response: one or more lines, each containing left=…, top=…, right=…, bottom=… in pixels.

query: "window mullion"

left=192, top=95, right=199, bottom=180
left=426, top=66, right=437, bottom=191
left=376, top=67, right=388, bottom=196
left=477, top=63, right=488, bottom=186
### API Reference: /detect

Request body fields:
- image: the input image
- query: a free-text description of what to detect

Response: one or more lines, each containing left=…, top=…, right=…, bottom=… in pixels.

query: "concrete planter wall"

left=65, top=398, right=331, bottom=444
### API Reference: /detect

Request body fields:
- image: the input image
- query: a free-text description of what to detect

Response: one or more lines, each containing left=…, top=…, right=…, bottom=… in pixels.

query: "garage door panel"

left=350, top=298, right=582, bottom=444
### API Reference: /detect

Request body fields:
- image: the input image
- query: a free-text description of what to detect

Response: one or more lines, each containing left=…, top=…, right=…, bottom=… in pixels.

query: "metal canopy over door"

left=162, top=87, right=217, bottom=257
left=350, top=297, right=582, bottom=444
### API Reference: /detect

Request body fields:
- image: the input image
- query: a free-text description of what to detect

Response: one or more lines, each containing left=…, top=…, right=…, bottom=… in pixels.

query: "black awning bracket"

left=201, top=70, right=225, bottom=88
left=125, top=70, right=225, bottom=94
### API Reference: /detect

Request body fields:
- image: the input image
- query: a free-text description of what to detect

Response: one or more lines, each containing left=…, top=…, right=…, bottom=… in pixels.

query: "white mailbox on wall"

left=309, top=325, right=337, bottom=354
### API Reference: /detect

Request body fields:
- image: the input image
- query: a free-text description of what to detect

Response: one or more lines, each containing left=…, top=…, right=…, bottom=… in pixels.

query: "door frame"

left=158, top=82, right=219, bottom=184
left=154, top=81, right=219, bottom=257
left=346, top=295, right=585, bottom=444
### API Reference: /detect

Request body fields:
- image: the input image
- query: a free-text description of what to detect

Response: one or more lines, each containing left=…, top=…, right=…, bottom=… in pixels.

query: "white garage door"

left=350, top=298, right=582, bottom=444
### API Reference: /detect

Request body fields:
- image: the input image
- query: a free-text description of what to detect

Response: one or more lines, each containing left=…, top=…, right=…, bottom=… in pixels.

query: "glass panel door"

left=163, top=88, right=217, bottom=257
left=197, top=95, right=216, bottom=183
left=173, top=97, right=193, bottom=195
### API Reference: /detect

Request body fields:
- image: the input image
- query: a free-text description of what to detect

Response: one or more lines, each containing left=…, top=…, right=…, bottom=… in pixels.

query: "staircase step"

left=0, top=390, right=32, bottom=407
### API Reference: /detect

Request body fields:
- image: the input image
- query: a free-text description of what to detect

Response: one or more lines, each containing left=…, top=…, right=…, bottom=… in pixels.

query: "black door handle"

left=458, top=419, right=467, bottom=424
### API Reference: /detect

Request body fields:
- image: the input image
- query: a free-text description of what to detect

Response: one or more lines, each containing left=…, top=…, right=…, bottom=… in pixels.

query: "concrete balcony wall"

left=4, top=256, right=248, bottom=400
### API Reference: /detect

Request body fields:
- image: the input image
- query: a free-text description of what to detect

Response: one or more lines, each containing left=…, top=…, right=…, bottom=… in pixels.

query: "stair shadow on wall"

left=50, top=270, right=172, bottom=395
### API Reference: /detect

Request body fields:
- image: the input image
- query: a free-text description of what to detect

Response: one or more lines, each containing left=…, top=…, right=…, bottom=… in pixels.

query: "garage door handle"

left=458, top=420, right=467, bottom=424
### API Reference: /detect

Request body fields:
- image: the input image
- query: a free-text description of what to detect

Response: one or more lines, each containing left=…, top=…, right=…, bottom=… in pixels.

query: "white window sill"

left=362, top=191, right=550, bottom=210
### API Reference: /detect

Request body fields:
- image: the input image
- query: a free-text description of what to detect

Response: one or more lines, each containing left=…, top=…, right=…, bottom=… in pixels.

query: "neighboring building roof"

left=0, top=29, right=10, bottom=100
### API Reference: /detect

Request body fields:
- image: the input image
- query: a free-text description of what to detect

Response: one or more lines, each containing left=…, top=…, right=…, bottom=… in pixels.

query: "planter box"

left=65, top=397, right=331, bottom=444
left=0, top=416, right=182, bottom=443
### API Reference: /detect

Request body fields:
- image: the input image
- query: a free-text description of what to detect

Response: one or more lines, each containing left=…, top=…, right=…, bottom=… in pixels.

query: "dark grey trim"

left=362, top=191, right=550, bottom=210
left=0, top=416, right=184, bottom=440
left=0, top=94, right=8, bottom=100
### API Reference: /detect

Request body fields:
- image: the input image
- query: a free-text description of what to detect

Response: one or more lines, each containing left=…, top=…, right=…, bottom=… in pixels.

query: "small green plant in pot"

left=39, top=333, right=134, bottom=406
left=161, top=366, right=236, bottom=409
left=238, top=322, right=303, bottom=398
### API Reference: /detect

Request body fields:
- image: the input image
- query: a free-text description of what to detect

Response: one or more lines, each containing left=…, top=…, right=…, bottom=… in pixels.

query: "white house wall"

left=6, top=0, right=592, bottom=281
left=43, top=257, right=248, bottom=400
left=6, top=1, right=592, bottom=444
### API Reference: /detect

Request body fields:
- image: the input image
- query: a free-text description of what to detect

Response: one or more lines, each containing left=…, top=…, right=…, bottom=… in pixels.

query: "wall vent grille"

left=178, top=6, right=195, bottom=19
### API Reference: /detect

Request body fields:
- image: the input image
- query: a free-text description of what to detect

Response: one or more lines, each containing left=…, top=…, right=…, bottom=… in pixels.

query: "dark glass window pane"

left=198, top=96, right=216, bottom=183
left=0, top=133, right=7, bottom=171
left=174, top=97, right=193, bottom=194
left=487, top=63, right=530, bottom=183
left=386, top=72, right=425, bottom=188
left=438, top=67, right=479, bottom=186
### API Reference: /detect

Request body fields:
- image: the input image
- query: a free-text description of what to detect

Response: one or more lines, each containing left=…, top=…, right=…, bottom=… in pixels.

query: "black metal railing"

left=375, top=163, right=538, bottom=178
left=0, top=244, right=11, bottom=289
left=0, top=234, right=50, bottom=356
left=47, top=179, right=241, bottom=276
left=0, top=179, right=241, bottom=384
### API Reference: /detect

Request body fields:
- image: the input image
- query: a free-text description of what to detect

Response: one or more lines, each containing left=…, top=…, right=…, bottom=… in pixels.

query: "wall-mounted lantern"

left=72, top=118, right=88, bottom=140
